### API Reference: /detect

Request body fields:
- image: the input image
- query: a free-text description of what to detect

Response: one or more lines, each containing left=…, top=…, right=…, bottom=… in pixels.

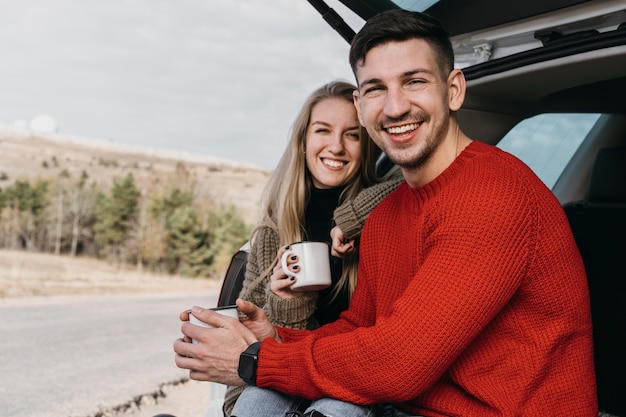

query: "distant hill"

left=0, top=125, right=269, bottom=224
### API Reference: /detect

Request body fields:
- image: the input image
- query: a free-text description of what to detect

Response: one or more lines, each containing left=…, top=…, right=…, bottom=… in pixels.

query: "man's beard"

left=388, top=140, right=435, bottom=169
left=377, top=115, right=449, bottom=169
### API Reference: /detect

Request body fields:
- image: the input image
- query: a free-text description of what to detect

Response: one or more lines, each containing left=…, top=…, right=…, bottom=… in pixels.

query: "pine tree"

left=4, top=179, right=49, bottom=251
left=207, top=205, right=251, bottom=276
left=94, top=174, right=140, bottom=263
left=144, top=188, right=195, bottom=272
left=166, top=206, right=212, bottom=277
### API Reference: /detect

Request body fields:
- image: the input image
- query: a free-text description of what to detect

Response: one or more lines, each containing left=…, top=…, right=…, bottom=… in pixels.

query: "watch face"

left=238, top=342, right=260, bottom=385
left=240, top=354, right=255, bottom=379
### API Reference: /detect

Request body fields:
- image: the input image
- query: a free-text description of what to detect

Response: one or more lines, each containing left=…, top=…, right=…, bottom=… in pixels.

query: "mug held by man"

left=188, top=305, right=239, bottom=344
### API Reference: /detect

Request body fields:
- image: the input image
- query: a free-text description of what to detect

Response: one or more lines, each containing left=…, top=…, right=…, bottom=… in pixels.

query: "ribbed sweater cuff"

left=257, top=337, right=299, bottom=387
left=333, top=202, right=363, bottom=240
left=264, top=289, right=318, bottom=329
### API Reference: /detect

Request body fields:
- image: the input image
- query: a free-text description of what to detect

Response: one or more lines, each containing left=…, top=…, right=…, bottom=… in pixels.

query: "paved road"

left=0, top=291, right=218, bottom=417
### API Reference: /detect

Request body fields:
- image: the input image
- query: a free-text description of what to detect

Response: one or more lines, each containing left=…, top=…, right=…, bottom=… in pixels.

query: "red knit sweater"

left=257, top=141, right=597, bottom=416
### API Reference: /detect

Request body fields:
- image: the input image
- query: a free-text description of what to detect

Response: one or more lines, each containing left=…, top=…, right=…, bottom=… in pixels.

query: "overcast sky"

left=0, top=0, right=365, bottom=170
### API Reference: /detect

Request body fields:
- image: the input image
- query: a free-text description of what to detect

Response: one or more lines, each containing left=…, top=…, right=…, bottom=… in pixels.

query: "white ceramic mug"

left=280, top=241, right=332, bottom=291
left=189, top=305, right=239, bottom=344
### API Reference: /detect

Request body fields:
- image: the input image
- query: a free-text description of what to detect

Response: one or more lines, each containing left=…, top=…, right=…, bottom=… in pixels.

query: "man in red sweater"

left=174, top=9, right=597, bottom=417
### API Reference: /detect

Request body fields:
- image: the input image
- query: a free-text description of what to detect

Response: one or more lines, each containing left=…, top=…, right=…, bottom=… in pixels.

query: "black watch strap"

left=238, top=341, right=261, bottom=385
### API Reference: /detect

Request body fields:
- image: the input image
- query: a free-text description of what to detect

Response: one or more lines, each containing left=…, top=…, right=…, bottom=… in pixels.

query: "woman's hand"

left=270, top=245, right=303, bottom=299
left=331, top=226, right=355, bottom=258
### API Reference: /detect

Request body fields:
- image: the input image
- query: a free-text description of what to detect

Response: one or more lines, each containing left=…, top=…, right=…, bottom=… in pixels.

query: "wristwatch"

left=238, top=341, right=261, bottom=385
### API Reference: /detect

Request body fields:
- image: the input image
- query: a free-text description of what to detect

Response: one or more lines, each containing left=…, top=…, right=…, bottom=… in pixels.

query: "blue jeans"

left=230, top=386, right=375, bottom=417
left=229, top=386, right=418, bottom=417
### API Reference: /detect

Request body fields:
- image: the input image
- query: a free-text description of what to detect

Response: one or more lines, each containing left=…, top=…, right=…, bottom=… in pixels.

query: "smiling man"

left=174, top=10, right=597, bottom=417
left=351, top=35, right=469, bottom=187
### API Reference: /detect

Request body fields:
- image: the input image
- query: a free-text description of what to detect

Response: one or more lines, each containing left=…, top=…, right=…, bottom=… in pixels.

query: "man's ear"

left=353, top=89, right=365, bottom=126
left=447, top=69, right=466, bottom=112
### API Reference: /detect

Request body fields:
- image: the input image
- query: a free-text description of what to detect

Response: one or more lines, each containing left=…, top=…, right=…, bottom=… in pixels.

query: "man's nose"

left=383, top=87, right=411, bottom=119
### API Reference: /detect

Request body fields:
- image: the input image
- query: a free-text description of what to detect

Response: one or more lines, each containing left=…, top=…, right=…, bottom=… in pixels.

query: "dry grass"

left=0, top=249, right=220, bottom=299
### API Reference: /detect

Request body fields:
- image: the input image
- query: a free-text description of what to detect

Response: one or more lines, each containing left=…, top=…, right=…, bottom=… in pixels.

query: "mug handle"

left=280, top=250, right=298, bottom=277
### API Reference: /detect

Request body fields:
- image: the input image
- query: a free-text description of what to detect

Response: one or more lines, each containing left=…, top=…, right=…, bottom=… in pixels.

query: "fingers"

left=235, top=299, right=270, bottom=328
left=174, top=305, right=258, bottom=386
left=173, top=337, right=194, bottom=360
left=276, top=244, right=290, bottom=257
left=270, top=261, right=301, bottom=299
left=330, top=226, right=355, bottom=258
left=180, top=306, right=243, bottom=345
left=277, top=244, right=302, bottom=275
left=236, top=298, right=263, bottom=319
left=272, top=275, right=296, bottom=290
left=271, top=262, right=295, bottom=284
left=236, top=298, right=281, bottom=342
left=179, top=309, right=191, bottom=322
left=173, top=337, right=246, bottom=385
left=273, top=258, right=299, bottom=276
left=330, top=226, right=345, bottom=246
left=181, top=320, right=204, bottom=344
left=178, top=310, right=194, bottom=343
left=286, top=255, right=300, bottom=273
left=188, top=307, right=218, bottom=328
left=236, top=298, right=270, bottom=323
left=331, top=239, right=355, bottom=258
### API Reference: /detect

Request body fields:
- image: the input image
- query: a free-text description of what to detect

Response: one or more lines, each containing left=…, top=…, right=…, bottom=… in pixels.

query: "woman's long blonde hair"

left=253, top=80, right=381, bottom=299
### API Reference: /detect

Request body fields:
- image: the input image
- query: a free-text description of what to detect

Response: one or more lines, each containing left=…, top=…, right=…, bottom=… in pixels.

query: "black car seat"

left=563, top=147, right=626, bottom=416
left=217, top=249, right=248, bottom=307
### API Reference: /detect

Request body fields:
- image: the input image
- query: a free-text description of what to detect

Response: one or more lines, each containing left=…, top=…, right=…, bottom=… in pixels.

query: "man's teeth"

left=387, top=123, right=418, bottom=134
left=323, top=159, right=346, bottom=167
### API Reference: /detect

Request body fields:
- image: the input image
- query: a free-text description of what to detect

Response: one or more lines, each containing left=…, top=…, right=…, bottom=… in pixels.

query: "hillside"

left=0, top=125, right=269, bottom=224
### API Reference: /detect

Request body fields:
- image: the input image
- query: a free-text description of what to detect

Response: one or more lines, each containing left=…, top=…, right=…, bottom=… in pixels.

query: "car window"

left=496, top=113, right=601, bottom=189
left=390, top=0, right=440, bottom=11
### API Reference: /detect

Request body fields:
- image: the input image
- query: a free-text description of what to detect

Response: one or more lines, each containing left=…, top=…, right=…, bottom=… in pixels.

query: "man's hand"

left=174, top=305, right=257, bottom=385
left=174, top=299, right=280, bottom=385
left=236, top=298, right=281, bottom=342
left=330, top=226, right=355, bottom=258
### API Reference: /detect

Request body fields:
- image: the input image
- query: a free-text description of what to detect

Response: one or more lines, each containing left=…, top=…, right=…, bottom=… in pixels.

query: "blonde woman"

left=224, top=80, right=402, bottom=417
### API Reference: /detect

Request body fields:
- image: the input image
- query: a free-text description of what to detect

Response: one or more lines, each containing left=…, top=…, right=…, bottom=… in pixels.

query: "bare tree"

left=53, top=185, right=64, bottom=255
left=67, top=181, right=97, bottom=257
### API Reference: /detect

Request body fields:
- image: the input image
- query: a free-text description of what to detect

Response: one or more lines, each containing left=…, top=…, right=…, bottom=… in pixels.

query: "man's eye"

left=407, top=79, right=426, bottom=88
left=363, top=86, right=383, bottom=96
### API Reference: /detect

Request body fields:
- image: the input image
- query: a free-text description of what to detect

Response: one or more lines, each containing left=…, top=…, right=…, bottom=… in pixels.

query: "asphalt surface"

left=0, top=291, right=218, bottom=417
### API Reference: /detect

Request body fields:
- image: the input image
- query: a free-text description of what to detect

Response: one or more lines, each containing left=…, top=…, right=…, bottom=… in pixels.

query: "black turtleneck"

left=304, top=187, right=350, bottom=326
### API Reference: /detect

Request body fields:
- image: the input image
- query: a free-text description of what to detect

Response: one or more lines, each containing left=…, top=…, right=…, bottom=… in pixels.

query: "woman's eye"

left=315, top=128, right=330, bottom=134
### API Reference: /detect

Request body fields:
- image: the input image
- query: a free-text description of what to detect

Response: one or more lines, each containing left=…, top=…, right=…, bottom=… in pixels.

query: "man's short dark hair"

left=349, top=9, right=454, bottom=79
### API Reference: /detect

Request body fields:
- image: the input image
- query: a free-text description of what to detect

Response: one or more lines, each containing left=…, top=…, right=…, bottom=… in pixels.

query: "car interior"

left=219, top=1, right=626, bottom=415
